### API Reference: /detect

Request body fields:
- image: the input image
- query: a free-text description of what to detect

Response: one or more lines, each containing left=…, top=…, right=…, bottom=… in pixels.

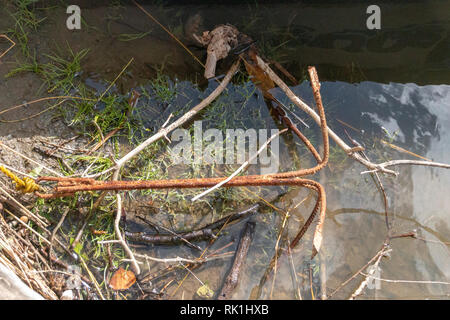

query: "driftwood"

left=193, top=24, right=239, bottom=79
left=192, top=23, right=255, bottom=79
left=126, top=229, right=215, bottom=245
left=125, top=204, right=259, bottom=246
left=218, top=221, right=255, bottom=300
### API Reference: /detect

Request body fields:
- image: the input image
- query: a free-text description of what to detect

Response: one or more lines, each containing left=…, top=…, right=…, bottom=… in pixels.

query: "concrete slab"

left=0, top=262, right=44, bottom=300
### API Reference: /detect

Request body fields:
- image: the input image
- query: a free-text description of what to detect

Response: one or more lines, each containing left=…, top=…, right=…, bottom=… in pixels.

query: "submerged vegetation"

left=6, top=0, right=47, bottom=57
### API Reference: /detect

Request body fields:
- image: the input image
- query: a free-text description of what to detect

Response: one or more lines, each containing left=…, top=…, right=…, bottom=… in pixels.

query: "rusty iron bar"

left=36, top=67, right=329, bottom=255
left=35, top=66, right=328, bottom=260
left=35, top=64, right=328, bottom=257
left=34, top=66, right=330, bottom=296
left=36, top=66, right=328, bottom=197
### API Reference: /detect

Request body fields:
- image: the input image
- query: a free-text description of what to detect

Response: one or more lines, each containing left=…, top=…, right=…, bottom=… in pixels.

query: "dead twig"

left=360, top=160, right=450, bottom=175
left=0, top=182, right=48, bottom=228
left=0, top=99, right=68, bottom=123
left=270, top=60, right=298, bottom=85
left=0, top=34, right=16, bottom=60
left=218, top=221, right=255, bottom=299
left=349, top=247, right=389, bottom=300
left=132, top=0, right=205, bottom=68
left=380, top=140, right=431, bottom=161
left=130, top=204, right=259, bottom=247
left=135, top=214, right=204, bottom=251
left=0, top=218, right=57, bottom=299
left=32, top=145, right=73, bottom=173
left=286, top=241, right=302, bottom=300
left=344, top=129, right=391, bottom=233
left=48, top=208, right=70, bottom=268
left=114, top=193, right=140, bottom=274
left=358, top=275, right=450, bottom=286
left=250, top=195, right=310, bottom=299
left=326, top=244, right=390, bottom=299
left=70, top=193, right=107, bottom=250
left=201, top=204, right=259, bottom=231
left=132, top=252, right=233, bottom=265
left=254, top=55, right=399, bottom=176
left=0, top=96, right=95, bottom=118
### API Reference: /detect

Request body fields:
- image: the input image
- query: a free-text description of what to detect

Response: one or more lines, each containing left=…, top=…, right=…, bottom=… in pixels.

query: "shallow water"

left=0, top=1, right=449, bottom=300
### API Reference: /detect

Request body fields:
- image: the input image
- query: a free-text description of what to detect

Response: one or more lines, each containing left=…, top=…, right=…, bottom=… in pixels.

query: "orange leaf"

left=243, top=58, right=275, bottom=99
left=109, top=267, right=136, bottom=291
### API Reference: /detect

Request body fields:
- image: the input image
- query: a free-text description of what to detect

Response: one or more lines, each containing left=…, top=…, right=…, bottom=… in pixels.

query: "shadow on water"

left=0, top=0, right=449, bottom=299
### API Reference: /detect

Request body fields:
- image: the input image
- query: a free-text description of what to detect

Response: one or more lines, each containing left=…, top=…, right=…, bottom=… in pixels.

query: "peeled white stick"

left=361, top=160, right=450, bottom=174
left=204, top=52, right=218, bottom=79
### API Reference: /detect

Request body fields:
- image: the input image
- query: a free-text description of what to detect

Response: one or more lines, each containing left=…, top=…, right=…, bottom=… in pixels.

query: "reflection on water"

left=297, top=81, right=450, bottom=299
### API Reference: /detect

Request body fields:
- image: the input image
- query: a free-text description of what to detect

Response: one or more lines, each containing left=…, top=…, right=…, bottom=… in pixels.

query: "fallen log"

left=125, top=229, right=216, bottom=245
left=217, top=221, right=255, bottom=300
left=125, top=204, right=259, bottom=245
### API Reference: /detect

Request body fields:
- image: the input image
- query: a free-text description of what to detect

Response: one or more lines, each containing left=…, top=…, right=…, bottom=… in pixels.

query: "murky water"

left=0, top=1, right=449, bottom=300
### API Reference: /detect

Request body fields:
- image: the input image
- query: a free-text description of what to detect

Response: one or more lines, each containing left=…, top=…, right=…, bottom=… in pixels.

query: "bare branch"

left=361, top=160, right=450, bottom=174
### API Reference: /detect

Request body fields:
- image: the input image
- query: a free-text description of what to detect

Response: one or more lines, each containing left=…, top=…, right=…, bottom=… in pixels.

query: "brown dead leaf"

left=243, top=58, right=275, bottom=99
left=109, top=267, right=136, bottom=291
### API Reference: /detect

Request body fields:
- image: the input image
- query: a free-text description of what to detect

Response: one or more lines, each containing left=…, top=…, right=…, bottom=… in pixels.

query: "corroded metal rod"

left=35, top=64, right=330, bottom=291
left=36, top=67, right=328, bottom=201
left=35, top=66, right=328, bottom=263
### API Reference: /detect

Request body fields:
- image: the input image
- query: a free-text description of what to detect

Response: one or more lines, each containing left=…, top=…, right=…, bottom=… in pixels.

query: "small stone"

left=60, top=290, right=75, bottom=300
left=20, top=216, right=29, bottom=224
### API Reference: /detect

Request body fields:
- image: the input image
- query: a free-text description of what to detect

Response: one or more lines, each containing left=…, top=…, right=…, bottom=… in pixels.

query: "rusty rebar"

left=35, top=65, right=330, bottom=298
left=35, top=66, right=328, bottom=265
left=35, top=67, right=328, bottom=201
